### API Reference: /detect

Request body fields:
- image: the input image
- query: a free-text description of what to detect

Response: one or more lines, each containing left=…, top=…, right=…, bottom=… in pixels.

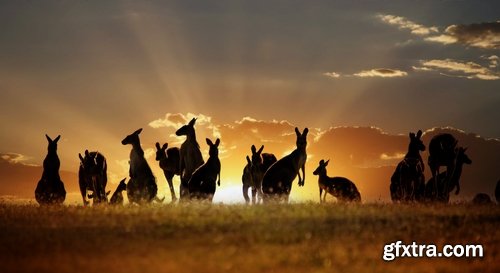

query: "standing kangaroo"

left=176, top=118, right=204, bottom=200
left=78, top=150, right=108, bottom=206
left=155, top=142, right=181, bottom=202
left=390, top=130, right=426, bottom=202
left=122, top=128, right=158, bottom=204
left=262, top=127, right=308, bottom=202
left=242, top=145, right=277, bottom=204
left=496, top=180, right=500, bottom=204
left=428, top=133, right=458, bottom=198
left=188, top=138, right=221, bottom=202
left=313, top=159, right=361, bottom=203
left=425, top=147, right=471, bottom=203
left=35, top=134, right=66, bottom=205
left=109, top=178, right=127, bottom=205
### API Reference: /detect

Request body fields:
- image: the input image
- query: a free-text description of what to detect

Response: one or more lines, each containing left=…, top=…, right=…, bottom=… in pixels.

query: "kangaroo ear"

left=409, top=132, right=415, bottom=139
left=85, top=150, right=90, bottom=157
left=189, top=118, right=197, bottom=126
left=134, top=128, right=143, bottom=135
left=258, top=145, right=264, bottom=154
left=45, top=134, right=52, bottom=142
left=206, top=138, right=213, bottom=146
left=295, top=127, right=301, bottom=137
left=302, top=128, right=309, bottom=136
left=155, top=142, right=161, bottom=150
left=54, top=135, right=61, bottom=142
left=251, top=145, right=256, bottom=154
left=215, top=138, right=220, bottom=147
left=246, top=156, right=251, bottom=165
left=78, top=153, right=84, bottom=162
left=416, top=130, right=422, bottom=138
left=162, top=143, right=168, bottom=150
left=325, top=159, right=330, bottom=166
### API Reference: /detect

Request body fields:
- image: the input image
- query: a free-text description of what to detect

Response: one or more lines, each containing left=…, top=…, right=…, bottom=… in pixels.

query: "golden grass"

left=0, top=203, right=498, bottom=273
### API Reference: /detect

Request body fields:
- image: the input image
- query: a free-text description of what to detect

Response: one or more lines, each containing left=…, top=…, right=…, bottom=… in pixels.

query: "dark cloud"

left=426, top=21, right=500, bottom=49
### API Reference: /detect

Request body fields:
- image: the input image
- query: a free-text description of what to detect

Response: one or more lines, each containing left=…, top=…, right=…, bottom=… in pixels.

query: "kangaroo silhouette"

left=313, top=159, right=361, bottom=203
left=78, top=150, right=108, bottom=206
left=428, top=133, right=458, bottom=199
left=188, top=138, right=221, bottom=201
left=472, top=193, right=492, bottom=205
left=424, top=147, right=471, bottom=203
left=176, top=118, right=204, bottom=200
left=109, top=178, right=127, bottom=205
left=155, top=142, right=181, bottom=202
left=496, top=180, right=500, bottom=204
left=121, top=128, right=159, bottom=204
left=242, top=145, right=277, bottom=204
left=262, top=127, right=308, bottom=202
left=390, top=130, right=426, bottom=202
left=35, top=134, right=66, bottom=205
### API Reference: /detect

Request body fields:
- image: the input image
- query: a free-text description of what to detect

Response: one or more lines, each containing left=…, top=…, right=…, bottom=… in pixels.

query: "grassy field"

left=0, top=202, right=498, bottom=273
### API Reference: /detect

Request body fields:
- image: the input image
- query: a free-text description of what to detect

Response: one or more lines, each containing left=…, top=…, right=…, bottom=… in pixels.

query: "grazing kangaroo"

left=78, top=150, right=108, bottom=206
left=428, top=133, right=458, bottom=198
left=390, top=130, right=426, bottom=202
left=188, top=138, right=221, bottom=201
left=122, top=128, right=159, bottom=204
left=424, top=147, right=471, bottom=203
left=262, top=127, right=308, bottom=202
left=176, top=118, right=204, bottom=200
left=313, top=159, right=361, bottom=203
left=109, top=178, right=127, bottom=205
left=155, top=142, right=181, bottom=202
left=242, top=145, right=277, bottom=204
left=472, top=193, right=492, bottom=205
left=35, top=135, right=66, bottom=205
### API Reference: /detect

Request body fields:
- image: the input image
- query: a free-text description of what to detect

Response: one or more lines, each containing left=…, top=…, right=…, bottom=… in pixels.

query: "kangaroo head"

left=122, top=128, right=142, bottom=145
left=155, top=142, right=168, bottom=161
left=206, top=138, right=220, bottom=157
left=313, top=159, right=329, bottom=176
left=457, top=147, right=472, bottom=165
left=79, top=150, right=101, bottom=176
left=45, top=134, right=61, bottom=152
left=176, top=118, right=197, bottom=137
left=118, top=178, right=127, bottom=191
left=409, top=130, right=425, bottom=153
left=251, top=145, right=264, bottom=166
left=295, top=127, right=309, bottom=150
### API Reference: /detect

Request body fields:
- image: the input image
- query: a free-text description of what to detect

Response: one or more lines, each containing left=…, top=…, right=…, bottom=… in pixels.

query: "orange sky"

left=0, top=1, right=499, bottom=203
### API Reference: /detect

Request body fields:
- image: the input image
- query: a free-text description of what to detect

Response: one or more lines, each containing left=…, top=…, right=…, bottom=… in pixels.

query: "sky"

left=0, top=0, right=499, bottom=203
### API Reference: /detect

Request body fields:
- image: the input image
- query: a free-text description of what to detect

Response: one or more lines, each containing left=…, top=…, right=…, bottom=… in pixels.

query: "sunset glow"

left=0, top=0, right=498, bottom=204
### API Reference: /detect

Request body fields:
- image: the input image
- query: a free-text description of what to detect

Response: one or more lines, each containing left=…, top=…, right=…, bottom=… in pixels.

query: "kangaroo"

left=425, top=147, right=471, bottom=203
left=155, top=142, right=181, bottom=202
left=109, top=178, right=127, bottom=205
left=188, top=138, right=221, bottom=202
left=261, top=127, right=308, bottom=202
left=472, top=193, right=492, bottom=205
left=176, top=118, right=204, bottom=200
left=390, top=130, right=426, bottom=202
left=313, top=159, right=361, bottom=203
left=121, top=128, right=159, bottom=204
left=78, top=150, right=108, bottom=206
left=242, top=145, right=277, bottom=204
left=35, top=134, right=66, bottom=205
left=428, top=133, right=458, bottom=198
left=496, top=180, right=500, bottom=204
